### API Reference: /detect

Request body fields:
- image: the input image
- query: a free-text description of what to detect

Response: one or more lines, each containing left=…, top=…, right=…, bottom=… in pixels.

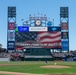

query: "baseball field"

left=0, top=61, right=76, bottom=75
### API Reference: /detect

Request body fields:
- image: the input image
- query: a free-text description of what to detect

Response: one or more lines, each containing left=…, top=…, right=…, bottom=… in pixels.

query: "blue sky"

left=0, top=0, right=76, bottom=50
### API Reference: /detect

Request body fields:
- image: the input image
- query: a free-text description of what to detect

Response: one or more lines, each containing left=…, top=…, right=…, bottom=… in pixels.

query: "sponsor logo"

left=29, top=27, right=47, bottom=31
left=17, top=26, right=29, bottom=32
left=52, top=27, right=57, bottom=31
left=48, top=27, right=61, bottom=31
left=47, top=21, right=52, bottom=27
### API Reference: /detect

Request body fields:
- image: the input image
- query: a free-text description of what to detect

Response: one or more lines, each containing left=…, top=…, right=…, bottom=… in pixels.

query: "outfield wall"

left=0, top=58, right=10, bottom=62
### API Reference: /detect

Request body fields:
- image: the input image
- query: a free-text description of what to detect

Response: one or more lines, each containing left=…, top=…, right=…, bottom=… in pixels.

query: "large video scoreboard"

left=15, top=26, right=61, bottom=50
left=7, top=7, right=69, bottom=52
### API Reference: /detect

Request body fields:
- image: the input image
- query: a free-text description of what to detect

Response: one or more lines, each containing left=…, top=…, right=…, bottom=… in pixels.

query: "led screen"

left=62, top=41, right=69, bottom=50
left=15, top=31, right=61, bottom=49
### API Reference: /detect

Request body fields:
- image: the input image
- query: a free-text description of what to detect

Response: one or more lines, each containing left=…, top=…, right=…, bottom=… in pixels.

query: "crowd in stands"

left=0, top=48, right=9, bottom=58
left=0, top=53, right=10, bottom=58
left=0, top=48, right=76, bottom=61
left=52, top=52, right=74, bottom=58
left=51, top=50, right=76, bottom=58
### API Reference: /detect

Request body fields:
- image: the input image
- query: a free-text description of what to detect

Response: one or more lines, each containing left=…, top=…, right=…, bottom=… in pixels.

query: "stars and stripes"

left=37, top=32, right=61, bottom=48
left=15, top=31, right=61, bottom=48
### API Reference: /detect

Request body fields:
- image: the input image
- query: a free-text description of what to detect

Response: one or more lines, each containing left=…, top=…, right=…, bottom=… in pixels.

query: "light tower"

left=60, top=7, right=69, bottom=52
left=7, top=7, right=16, bottom=51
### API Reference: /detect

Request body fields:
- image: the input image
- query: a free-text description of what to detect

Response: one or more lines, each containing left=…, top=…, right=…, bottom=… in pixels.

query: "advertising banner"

left=62, top=41, right=69, bottom=50
left=8, top=30, right=15, bottom=41
left=15, top=26, right=29, bottom=32
left=48, top=27, right=61, bottom=31
left=7, top=41, right=15, bottom=50
left=62, top=32, right=68, bottom=39
left=15, top=26, right=61, bottom=32
left=8, top=22, right=15, bottom=30
left=29, top=27, right=47, bottom=32
left=29, top=17, right=47, bottom=20
left=61, top=23, right=68, bottom=30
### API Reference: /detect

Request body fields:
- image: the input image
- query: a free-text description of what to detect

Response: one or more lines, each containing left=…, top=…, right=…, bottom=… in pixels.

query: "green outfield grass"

left=0, top=74, right=10, bottom=75
left=0, top=61, right=76, bottom=74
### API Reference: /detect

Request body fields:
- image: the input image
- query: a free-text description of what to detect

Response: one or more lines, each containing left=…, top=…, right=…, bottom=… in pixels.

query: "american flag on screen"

left=37, top=32, right=61, bottom=48
left=15, top=31, right=61, bottom=48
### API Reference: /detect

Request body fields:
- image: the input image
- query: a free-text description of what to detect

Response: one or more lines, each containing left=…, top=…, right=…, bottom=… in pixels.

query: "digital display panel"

left=62, top=32, right=68, bottom=39
left=61, top=23, right=68, bottom=30
left=8, top=30, right=15, bottom=41
left=15, top=26, right=61, bottom=49
left=8, top=22, right=15, bottom=30
left=62, top=41, right=69, bottom=50
left=7, top=41, right=15, bottom=50
left=15, top=31, right=61, bottom=49
left=15, top=26, right=29, bottom=32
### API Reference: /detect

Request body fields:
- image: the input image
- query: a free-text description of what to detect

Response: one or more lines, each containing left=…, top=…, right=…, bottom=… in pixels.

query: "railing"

left=25, top=55, right=53, bottom=58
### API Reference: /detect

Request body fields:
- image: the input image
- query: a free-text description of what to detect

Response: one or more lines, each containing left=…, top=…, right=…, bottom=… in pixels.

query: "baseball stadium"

left=0, top=5, right=76, bottom=75
left=7, top=7, right=69, bottom=61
